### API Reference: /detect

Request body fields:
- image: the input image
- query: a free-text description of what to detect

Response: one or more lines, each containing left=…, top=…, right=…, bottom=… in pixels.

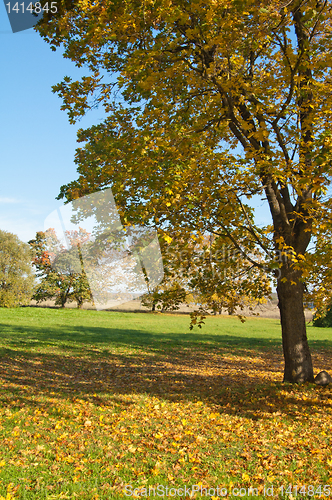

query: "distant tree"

left=137, top=233, right=188, bottom=312
left=29, top=228, right=93, bottom=308
left=300, top=220, right=332, bottom=326
left=313, top=306, right=332, bottom=328
left=141, top=281, right=188, bottom=312
left=0, top=230, right=35, bottom=307
left=142, top=233, right=270, bottom=316
left=185, top=234, right=271, bottom=323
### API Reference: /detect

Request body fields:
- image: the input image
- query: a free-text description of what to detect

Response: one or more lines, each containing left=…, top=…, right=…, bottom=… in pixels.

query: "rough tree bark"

left=277, top=268, right=314, bottom=383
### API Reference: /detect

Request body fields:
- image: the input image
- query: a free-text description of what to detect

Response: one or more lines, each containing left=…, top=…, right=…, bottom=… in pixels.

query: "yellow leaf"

left=242, top=472, right=250, bottom=482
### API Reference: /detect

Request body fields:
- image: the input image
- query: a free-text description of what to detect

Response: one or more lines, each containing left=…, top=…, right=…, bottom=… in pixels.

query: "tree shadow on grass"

left=0, top=321, right=332, bottom=421
left=0, top=320, right=285, bottom=351
left=0, top=318, right=332, bottom=412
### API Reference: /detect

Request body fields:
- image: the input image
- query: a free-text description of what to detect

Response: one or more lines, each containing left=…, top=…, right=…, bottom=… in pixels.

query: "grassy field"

left=0, top=307, right=331, bottom=499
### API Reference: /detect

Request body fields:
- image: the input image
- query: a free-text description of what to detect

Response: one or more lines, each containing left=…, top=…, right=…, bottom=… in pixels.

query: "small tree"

left=141, top=281, right=188, bottom=312
left=29, top=228, right=93, bottom=308
left=0, top=230, right=35, bottom=307
left=313, top=306, right=332, bottom=328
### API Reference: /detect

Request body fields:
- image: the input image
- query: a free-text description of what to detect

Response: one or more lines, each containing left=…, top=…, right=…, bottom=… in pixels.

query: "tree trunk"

left=277, top=271, right=314, bottom=383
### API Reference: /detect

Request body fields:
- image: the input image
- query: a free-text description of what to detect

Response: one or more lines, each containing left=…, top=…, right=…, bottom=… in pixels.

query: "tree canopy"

left=29, top=228, right=94, bottom=308
left=0, top=230, right=35, bottom=307
left=36, top=0, right=332, bottom=382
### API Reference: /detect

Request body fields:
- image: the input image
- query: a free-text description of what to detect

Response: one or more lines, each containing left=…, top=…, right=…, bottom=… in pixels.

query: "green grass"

left=0, top=307, right=331, bottom=499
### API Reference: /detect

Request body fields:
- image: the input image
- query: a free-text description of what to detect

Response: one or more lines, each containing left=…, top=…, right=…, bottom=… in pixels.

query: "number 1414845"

left=280, top=485, right=331, bottom=497
left=5, top=2, right=57, bottom=14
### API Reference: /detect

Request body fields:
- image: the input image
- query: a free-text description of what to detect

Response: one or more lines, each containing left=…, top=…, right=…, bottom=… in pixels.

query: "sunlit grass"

left=0, top=307, right=331, bottom=499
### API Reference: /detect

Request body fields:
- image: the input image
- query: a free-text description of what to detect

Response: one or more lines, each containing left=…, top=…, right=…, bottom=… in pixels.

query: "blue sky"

left=0, top=6, right=271, bottom=244
left=0, top=7, right=106, bottom=242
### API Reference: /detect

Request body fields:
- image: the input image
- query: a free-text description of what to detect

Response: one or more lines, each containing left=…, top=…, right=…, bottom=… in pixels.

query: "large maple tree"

left=36, top=0, right=332, bottom=382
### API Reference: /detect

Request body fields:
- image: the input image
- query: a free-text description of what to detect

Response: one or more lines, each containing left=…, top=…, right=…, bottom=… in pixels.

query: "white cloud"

left=0, top=197, right=20, bottom=204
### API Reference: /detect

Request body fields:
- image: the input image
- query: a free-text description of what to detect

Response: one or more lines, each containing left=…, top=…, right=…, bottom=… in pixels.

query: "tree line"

left=0, top=228, right=92, bottom=309
left=1, top=227, right=270, bottom=313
